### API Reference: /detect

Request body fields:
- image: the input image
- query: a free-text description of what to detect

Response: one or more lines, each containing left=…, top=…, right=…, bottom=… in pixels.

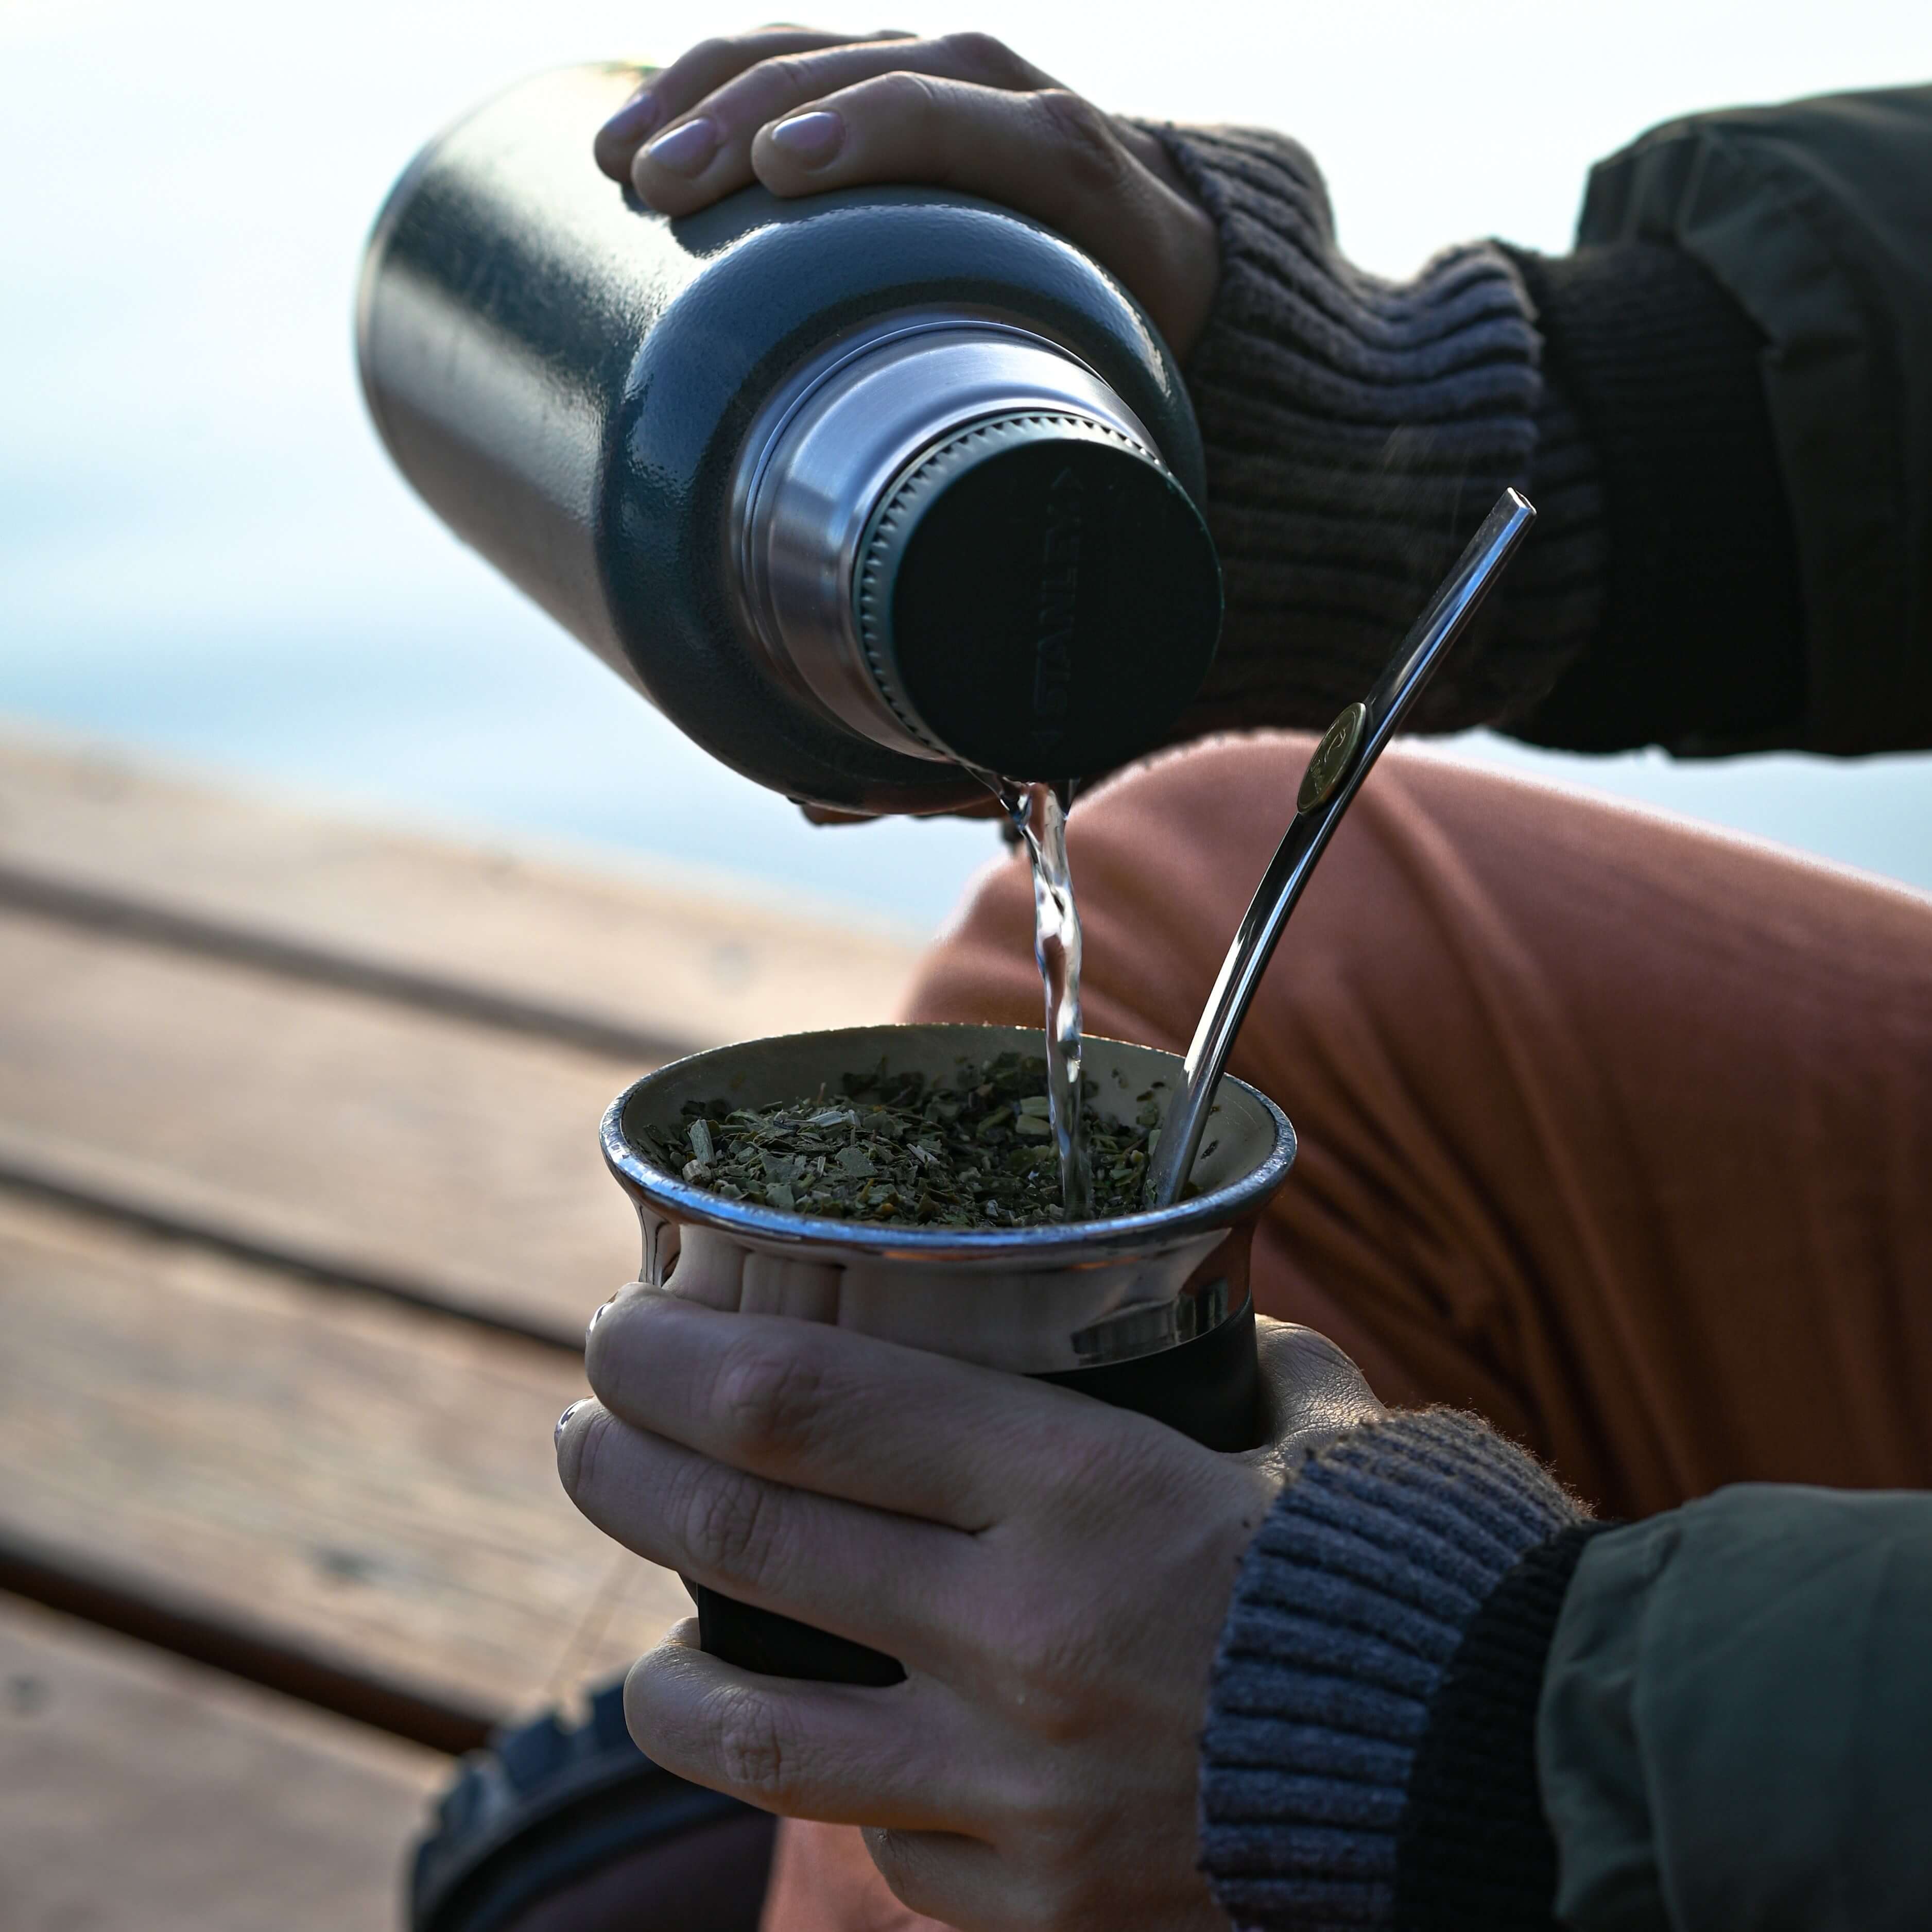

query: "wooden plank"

left=0, top=1189, right=692, bottom=1723
left=0, top=1592, right=446, bottom=1932
left=0, top=907, right=640, bottom=1335
left=0, top=728, right=925, bottom=1053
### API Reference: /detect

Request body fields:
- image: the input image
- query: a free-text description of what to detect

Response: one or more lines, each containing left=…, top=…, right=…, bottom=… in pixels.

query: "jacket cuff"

left=1501, top=240, right=1806, bottom=753
left=1197, top=1410, right=1589, bottom=1931
left=1393, top=1522, right=1604, bottom=1928
left=1137, top=124, right=1605, bottom=736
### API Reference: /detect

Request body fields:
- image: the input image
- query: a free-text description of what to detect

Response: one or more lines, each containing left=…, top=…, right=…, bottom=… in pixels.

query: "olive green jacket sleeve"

left=1540, top=1485, right=1932, bottom=1928
left=1576, top=85, right=1932, bottom=753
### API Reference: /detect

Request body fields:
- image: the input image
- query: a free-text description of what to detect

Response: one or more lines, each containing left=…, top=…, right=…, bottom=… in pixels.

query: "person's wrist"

left=1132, top=123, right=1607, bottom=747
left=1198, top=1409, right=1592, bottom=1931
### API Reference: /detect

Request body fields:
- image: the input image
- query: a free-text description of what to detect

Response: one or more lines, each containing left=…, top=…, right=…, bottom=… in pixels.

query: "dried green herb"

left=630, top=1052, right=1168, bottom=1227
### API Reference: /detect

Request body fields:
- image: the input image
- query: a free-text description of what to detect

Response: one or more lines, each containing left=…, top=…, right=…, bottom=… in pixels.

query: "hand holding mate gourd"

left=557, top=1282, right=1383, bottom=1932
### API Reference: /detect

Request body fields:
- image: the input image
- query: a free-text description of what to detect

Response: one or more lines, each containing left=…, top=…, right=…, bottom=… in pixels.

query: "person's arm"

left=597, top=38, right=1932, bottom=763
left=1145, top=122, right=1805, bottom=754
left=1197, top=1407, right=1599, bottom=1928
left=1540, top=1485, right=1932, bottom=1928
left=1148, top=85, right=1932, bottom=757
left=1201, top=1416, right=1932, bottom=1930
left=1537, top=85, right=1932, bottom=757
left=594, top=32, right=1611, bottom=747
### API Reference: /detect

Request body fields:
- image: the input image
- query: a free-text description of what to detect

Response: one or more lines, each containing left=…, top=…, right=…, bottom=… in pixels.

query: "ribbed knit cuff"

left=1139, top=125, right=1607, bottom=737
left=1197, top=1409, right=1587, bottom=1931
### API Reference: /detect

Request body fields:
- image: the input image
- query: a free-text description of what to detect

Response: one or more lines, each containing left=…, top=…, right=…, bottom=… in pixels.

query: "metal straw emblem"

left=1296, top=701, right=1368, bottom=815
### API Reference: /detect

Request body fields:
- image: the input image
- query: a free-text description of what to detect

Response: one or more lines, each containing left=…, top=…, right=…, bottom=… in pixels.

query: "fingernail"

left=600, top=88, right=660, bottom=144
left=556, top=1402, right=581, bottom=1446
left=643, top=116, right=719, bottom=177
left=767, top=109, right=845, bottom=165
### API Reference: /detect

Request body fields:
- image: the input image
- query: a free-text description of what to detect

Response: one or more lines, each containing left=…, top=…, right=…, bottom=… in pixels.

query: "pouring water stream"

left=992, top=779, right=1093, bottom=1220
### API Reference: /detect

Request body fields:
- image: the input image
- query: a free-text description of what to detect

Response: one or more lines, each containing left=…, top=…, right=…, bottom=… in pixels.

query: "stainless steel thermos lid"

left=733, top=316, right=1221, bottom=777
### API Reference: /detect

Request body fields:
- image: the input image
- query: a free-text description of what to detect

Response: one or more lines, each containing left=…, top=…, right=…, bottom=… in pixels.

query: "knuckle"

left=976, top=1758, right=1072, bottom=1850
left=941, top=30, right=1027, bottom=86
left=750, top=50, right=818, bottom=101
left=992, top=1606, right=1091, bottom=1741
left=1035, top=89, right=1129, bottom=189
left=679, top=1461, right=781, bottom=1581
left=713, top=1335, right=831, bottom=1460
left=860, top=67, right=944, bottom=119
left=714, top=1687, right=792, bottom=1800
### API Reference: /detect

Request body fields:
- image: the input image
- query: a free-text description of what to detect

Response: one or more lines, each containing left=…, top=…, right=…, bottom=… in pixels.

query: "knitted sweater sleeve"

left=1198, top=1409, right=1603, bottom=1931
left=1140, top=123, right=1807, bottom=751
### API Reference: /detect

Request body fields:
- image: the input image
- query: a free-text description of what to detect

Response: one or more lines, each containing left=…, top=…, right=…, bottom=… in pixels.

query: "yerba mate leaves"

left=630, top=1053, right=1166, bottom=1227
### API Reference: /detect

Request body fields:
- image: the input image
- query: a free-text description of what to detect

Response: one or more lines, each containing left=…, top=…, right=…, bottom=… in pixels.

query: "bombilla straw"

left=1145, top=488, right=1538, bottom=1210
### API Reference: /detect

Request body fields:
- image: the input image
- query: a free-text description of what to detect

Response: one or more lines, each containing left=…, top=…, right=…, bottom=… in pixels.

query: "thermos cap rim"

left=854, top=412, right=1224, bottom=778
left=733, top=316, right=1219, bottom=778
left=854, top=409, right=1154, bottom=760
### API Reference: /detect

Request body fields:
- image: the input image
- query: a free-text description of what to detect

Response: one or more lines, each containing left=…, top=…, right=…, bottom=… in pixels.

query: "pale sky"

left=3, top=2, right=1929, bottom=923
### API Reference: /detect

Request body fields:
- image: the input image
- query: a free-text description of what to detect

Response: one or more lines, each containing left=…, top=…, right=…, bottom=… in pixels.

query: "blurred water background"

left=4, top=0, right=1929, bottom=930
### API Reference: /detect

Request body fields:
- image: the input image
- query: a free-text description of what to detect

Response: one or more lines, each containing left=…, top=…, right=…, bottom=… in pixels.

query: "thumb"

left=1244, top=1319, right=1387, bottom=1477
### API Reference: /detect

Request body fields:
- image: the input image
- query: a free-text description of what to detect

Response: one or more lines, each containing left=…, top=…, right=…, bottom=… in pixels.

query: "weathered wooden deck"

left=0, top=731, right=925, bottom=1929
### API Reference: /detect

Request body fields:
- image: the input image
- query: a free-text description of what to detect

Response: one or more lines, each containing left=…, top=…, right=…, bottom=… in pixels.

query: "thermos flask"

left=356, top=62, right=1223, bottom=813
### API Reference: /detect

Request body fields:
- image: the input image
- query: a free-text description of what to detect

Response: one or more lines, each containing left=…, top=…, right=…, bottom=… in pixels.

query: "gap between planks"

left=0, top=858, right=696, bottom=1065
left=0, top=730, right=936, bottom=1755
left=0, top=1125, right=585, bottom=1355
left=0, top=906, right=647, bottom=1338
left=0, top=1536, right=494, bottom=1755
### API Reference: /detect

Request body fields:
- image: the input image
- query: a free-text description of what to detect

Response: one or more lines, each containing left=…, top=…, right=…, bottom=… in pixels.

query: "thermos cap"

left=736, top=318, right=1222, bottom=779
left=857, top=410, right=1221, bottom=776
